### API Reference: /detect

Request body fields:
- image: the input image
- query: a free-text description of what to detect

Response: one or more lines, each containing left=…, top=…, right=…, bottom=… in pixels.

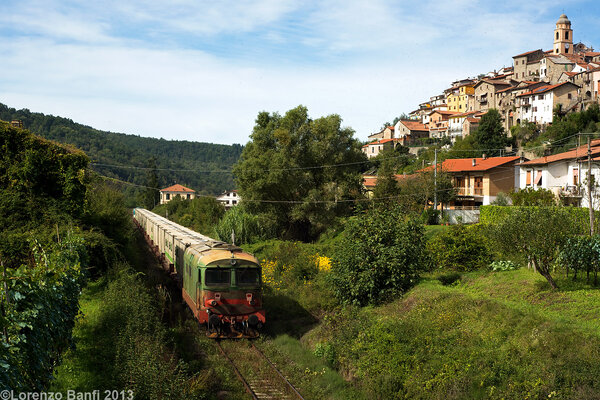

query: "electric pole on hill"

left=588, top=137, right=594, bottom=235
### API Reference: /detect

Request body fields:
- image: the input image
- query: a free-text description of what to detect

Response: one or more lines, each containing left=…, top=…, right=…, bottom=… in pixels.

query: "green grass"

left=305, top=268, right=600, bottom=399
left=51, top=278, right=111, bottom=391
left=424, top=224, right=450, bottom=240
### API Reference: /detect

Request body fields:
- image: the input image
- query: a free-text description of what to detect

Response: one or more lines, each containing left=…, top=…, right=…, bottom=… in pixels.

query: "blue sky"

left=1, top=1, right=600, bottom=145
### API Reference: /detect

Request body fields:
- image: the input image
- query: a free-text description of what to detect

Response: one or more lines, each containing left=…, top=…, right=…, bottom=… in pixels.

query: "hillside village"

left=363, top=14, right=600, bottom=217
left=364, top=14, right=599, bottom=154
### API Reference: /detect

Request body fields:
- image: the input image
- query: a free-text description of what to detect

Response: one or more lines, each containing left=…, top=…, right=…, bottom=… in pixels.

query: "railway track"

left=216, top=340, right=305, bottom=400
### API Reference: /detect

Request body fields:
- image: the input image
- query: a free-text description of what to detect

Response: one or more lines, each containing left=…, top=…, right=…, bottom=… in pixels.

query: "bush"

left=427, top=224, right=491, bottom=271
left=421, top=208, right=440, bottom=225
left=215, top=205, right=268, bottom=245
left=558, top=235, right=600, bottom=283
left=329, top=205, right=427, bottom=306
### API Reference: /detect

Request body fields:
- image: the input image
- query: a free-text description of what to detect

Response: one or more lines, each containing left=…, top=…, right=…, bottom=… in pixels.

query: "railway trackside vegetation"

left=1, top=123, right=231, bottom=398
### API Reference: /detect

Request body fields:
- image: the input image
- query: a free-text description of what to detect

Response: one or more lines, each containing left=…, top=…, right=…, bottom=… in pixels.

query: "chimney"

left=482, top=153, right=487, bottom=160
left=472, top=159, right=476, bottom=166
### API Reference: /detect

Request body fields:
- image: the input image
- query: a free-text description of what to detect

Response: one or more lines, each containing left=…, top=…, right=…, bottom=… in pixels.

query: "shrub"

left=329, top=205, right=427, bottom=306
left=558, top=235, right=600, bottom=283
left=427, top=224, right=491, bottom=271
left=215, top=205, right=266, bottom=244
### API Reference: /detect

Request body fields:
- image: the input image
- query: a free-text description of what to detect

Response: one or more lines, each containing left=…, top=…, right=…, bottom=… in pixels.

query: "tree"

left=372, top=150, right=401, bottom=204
left=143, top=157, right=159, bottom=209
left=485, top=207, right=582, bottom=289
left=234, top=106, right=366, bottom=240
left=471, top=108, right=511, bottom=156
left=329, top=205, right=427, bottom=305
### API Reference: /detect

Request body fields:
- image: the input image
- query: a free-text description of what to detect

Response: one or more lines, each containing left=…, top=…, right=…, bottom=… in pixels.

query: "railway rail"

left=216, top=340, right=305, bottom=400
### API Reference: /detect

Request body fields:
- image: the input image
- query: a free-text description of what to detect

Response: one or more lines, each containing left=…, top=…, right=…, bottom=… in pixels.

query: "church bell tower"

left=554, top=14, right=573, bottom=54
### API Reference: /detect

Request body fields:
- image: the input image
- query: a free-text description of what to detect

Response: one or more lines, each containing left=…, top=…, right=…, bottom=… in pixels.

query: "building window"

left=166, top=193, right=170, bottom=200
left=526, top=170, right=532, bottom=186
left=187, top=194, right=190, bottom=199
left=565, top=31, right=569, bottom=40
left=556, top=32, right=559, bottom=40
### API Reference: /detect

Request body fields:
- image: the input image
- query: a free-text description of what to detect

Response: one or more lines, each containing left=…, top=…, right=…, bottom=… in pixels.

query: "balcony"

left=457, top=186, right=483, bottom=196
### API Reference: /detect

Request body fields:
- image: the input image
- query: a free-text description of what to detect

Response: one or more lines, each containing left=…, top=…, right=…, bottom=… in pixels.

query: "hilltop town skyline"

left=1, top=2, right=600, bottom=144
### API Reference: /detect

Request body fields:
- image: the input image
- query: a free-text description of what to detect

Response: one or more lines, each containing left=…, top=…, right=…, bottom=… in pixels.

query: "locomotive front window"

left=205, top=269, right=231, bottom=286
left=235, top=268, right=260, bottom=286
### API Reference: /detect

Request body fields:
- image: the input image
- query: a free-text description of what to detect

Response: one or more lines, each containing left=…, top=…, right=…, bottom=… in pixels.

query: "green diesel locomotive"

left=133, top=208, right=265, bottom=338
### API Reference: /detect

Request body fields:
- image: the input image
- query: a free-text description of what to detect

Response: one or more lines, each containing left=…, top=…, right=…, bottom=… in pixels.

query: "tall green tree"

left=373, top=150, right=401, bottom=204
left=234, top=106, right=366, bottom=240
left=143, top=157, right=159, bottom=209
left=471, top=108, right=511, bottom=156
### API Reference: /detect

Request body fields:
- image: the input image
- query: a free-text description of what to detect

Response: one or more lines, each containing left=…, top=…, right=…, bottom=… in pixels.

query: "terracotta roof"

left=585, top=52, right=600, bottom=57
left=516, top=82, right=578, bottom=97
left=513, top=49, right=542, bottom=58
left=363, top=174, right=411, bottom=188
left=521, top=140, right=600, bottom=165
left=421, top=156, right=521, bottom=173
left=399, top=120, right=428, bottom=132
left=161, top=184, right=195, bottom=193
left=430, top=110, right=460, bottom=116
left=465, top=117, right=480, bottom=123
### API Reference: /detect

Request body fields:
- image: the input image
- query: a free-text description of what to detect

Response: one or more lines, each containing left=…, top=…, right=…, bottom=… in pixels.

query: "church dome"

left=557, top=14, right=571, bottom=25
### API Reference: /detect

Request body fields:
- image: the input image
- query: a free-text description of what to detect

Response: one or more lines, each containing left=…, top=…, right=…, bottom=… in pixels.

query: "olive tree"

left=485, top=207, right=583, bottom=289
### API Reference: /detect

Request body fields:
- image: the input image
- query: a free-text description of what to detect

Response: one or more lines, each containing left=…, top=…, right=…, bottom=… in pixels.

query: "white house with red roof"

left=518, top=140, right=600, bottom=208
left=160, top=184, right=196, bottom=204
left=516, top=81, right=580, bottom=124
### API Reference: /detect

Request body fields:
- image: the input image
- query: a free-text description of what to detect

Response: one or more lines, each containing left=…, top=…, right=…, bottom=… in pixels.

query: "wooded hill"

left=0, top=103, right=243, bottom=201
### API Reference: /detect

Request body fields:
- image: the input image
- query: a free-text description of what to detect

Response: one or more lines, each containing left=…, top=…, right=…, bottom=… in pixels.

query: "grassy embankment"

left=305, top=268, right=600, bottom=399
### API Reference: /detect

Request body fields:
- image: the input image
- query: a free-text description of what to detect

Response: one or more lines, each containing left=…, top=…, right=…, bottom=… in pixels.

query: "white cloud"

left=0, top=0, right=599, bottom=147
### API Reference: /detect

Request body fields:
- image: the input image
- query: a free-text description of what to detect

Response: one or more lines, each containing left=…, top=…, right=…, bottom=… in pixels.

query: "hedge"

left=480, top=205, right=596, bottom=233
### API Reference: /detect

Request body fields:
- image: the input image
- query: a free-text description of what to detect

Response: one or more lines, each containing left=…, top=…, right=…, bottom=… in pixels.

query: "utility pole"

left=588, top=137, right=594, bottom=235
left=434, top=148, right=438, bottom=213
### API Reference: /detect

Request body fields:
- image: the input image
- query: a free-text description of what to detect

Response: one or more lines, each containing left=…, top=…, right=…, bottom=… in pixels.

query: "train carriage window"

left=205, top=269, right=231, bottom=286
left=235, top=268, right=260, bottom=286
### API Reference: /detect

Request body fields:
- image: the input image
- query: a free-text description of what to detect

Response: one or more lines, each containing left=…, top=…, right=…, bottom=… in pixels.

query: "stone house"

left=394, top=120, right=429, bottom=144
left=473, top=79, right=513, bottom=112
left=367, top=126, right=395, bottom=142
left=513, top=49, right=545, bottom=81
